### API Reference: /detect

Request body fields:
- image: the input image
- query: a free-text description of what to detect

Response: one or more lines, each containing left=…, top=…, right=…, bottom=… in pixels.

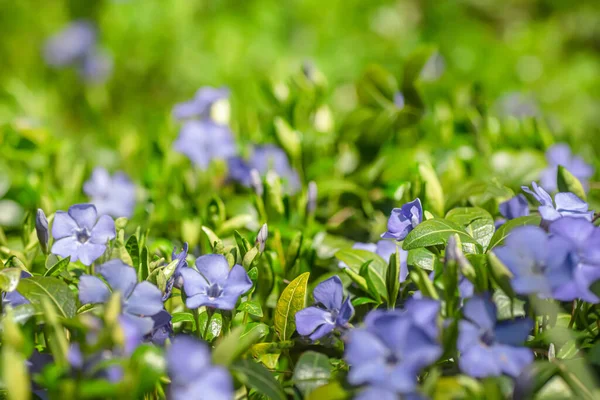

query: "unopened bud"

left=256, top=223, right=268, bottom=252
left=307, top=181, right=317, bottom=214
left=250, top=169, right=263, bottom=197
left=35, top=209, right=49, bottom=254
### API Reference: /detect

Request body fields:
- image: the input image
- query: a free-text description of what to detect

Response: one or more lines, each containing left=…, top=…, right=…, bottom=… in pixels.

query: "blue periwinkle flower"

left=43, top=20, right=112, bottom=82
left=51, top=204, right=116, bottom=266
left=549, top=218, right=600, bottom=303
left=172, top=87, right=230, bottom=121
left=494, top=226, right=575, bottom=300
left=381, top=198, right=422, bottom=241
left=84, top=167, right=136, bottom=218
left=174, top=120, right=237, bottom=170
left=499, top=195, right=529, bottom=220
left=522, top=182, right=593, bottom=222
left=344, top=307, right=441, bottom=396
left=541, top=143, right=594, bottom=192
left=147, top=310, right=173, bottom=346
left=295, top=276, right=354, bottom=340
left=167, top=335, right=233, bottom=400
left=228, top=145, right=301, bottom=194
left=394, top=92, right=405, bottom=110
left=180, top=254, right=252, bottom=310
left=458, top=295, right=533, bottom=378
left=78, top=259, right=164, bottom=334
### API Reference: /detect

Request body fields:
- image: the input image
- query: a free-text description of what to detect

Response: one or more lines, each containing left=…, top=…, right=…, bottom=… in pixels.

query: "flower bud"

left=35, top=209, right=49, bottom=254
left=256, top=223, right=268, bottom=253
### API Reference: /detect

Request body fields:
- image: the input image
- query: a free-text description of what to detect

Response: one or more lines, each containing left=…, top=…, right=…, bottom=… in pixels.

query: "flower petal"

left=222, top=265, right=252, bottom=297
left=493, top=344, right=534, bottom=377
left=494, top=318, right=533, bottom=346
left=98, top=260, right=137, bottom=298
left=67, top=204, right=98, bottom=231
left=125, top=281, right=163, bottom=317
left=459, top=344, right=502, bottom=378
left=180, top=267, right=209, bottom=298
left=337, top=297, right=354, bottom=326
left=77, top=242, right=107, bottom=266
left=312, top=275, right=343, bottom=310
left=78, top=275, right=110, bottom=305
left=90, top=215, right=116, bottom=244
left=295, top=307, right=333, bottom=336
left=463, top=295, right=497, bottom=331
left=51, top=211, right=78, bottom=239
left=167, top=335, right=211, bottom=384
left=195, top=254, right=230, bottom=285
left=51, top=236, right=80, bottom=261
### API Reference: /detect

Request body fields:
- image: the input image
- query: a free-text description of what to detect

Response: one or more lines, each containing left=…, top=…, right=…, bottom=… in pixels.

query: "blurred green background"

left=0, top=0, right=599, bottom=240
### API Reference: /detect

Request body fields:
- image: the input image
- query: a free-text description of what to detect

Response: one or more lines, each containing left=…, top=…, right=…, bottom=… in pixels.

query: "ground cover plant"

left=1, top=0, right=600, bottom=399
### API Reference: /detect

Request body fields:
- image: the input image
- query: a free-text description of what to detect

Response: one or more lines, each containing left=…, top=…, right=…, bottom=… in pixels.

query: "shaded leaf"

left=274, top=272, right=309, bottom=340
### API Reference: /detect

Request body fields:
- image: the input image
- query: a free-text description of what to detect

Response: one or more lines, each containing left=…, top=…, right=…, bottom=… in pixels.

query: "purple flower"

left=78, top=259, right=164, bottom=334
left=174, top=120, right=237, bottom=170
left=228, top=145, right=300, bottom=194
left=541, top=144, right=594, bottom=192
left=354, top=386, right=424, bottom=400
left=51, top=204, right=116, bottom=266
left=494, top=226, right=575, bottom=300
left=458, top=295, right=533, bottom=378
left=84, top=167, right=136, bottom=218
left=295, top=276, right=354, bottom=340
left=172, top=87, right=230, bottom=121
left=499, top=195, right=529, bottom=220
left=43, top=21, right=112, bottom=82
left=381, top=199, right=422, bottom=241
left=495, top=92, right=539, bottom=119
left=180, top=254, right=252, bottom=310
left=35, top=209, right=49, bottom=253
left=167, top=335, right=233, bottom=400
left=549, top=218, right=600, bottom=303
left=44, top=21, right=96, bottom=67
left=522, top=182, right=593, bottom=222
left=344, top=309, right=441, bottom=395
left=162, top=243, right=189, bottom=301
left=147, top=310, right=173, bottom=345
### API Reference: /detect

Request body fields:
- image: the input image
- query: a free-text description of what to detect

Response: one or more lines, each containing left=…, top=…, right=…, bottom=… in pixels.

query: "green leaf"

left=386, top=247, right=401, bottom=306
left=237, top=300, right=264, bottom=317
left=342, top=268, right=370, bottom=296
left=557, top=165, right=587, bottom=201
left=488, top=252, right=515, bottom=298
left=130, top=345, right=166, bottom=397
left=363, top=260, right=388, bottom=302
left=171, top=312, right=196, bottom=330
left=351, top=297, right=379, bottom=307
left=2, top=347, right=30, bottom=400
left=240, top=322, right=270, bottom=342
left=335, top=249, right=387, bottom=274
left=419, top=162, right=445, bottom=217
left=402, top=219, right=481, bottom=253
left=274, top=117, right=301, bottom=161
left=0, top=268, right=22, bottom=291
left=407, top=248, right=437, bottom=271
left=356, top=64, right=397, bottom=108
left=446, top=207, right=494, bottom=250
left=487, top=215, right=541, bottom=251
left=410, top=267, right=439, bottom=299
left=16, top=276, right=76, bottom=318
left=274, top=272, right=309, bottom=340
left=43, top=256, right=70, bottom=277
left=306, top=381, right=348, bottom=400
left=293, top=351, right=332, bottom=395
left=231, top=359, right=286, bottom=400
left=198, top=311, right=222, bottom=341
left=234, top=230, right=252, bottom=258
left=126, top=235, right=140, bottom=269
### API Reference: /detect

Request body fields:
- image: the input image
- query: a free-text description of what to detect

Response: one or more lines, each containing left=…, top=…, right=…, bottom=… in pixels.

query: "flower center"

left=206, top=283, right=222, bottom=300
left=76, top=228, right=91, bottom=243
left=385, top=352, right=400, bottom=367
left=480, top=330, right=495, bottom=346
